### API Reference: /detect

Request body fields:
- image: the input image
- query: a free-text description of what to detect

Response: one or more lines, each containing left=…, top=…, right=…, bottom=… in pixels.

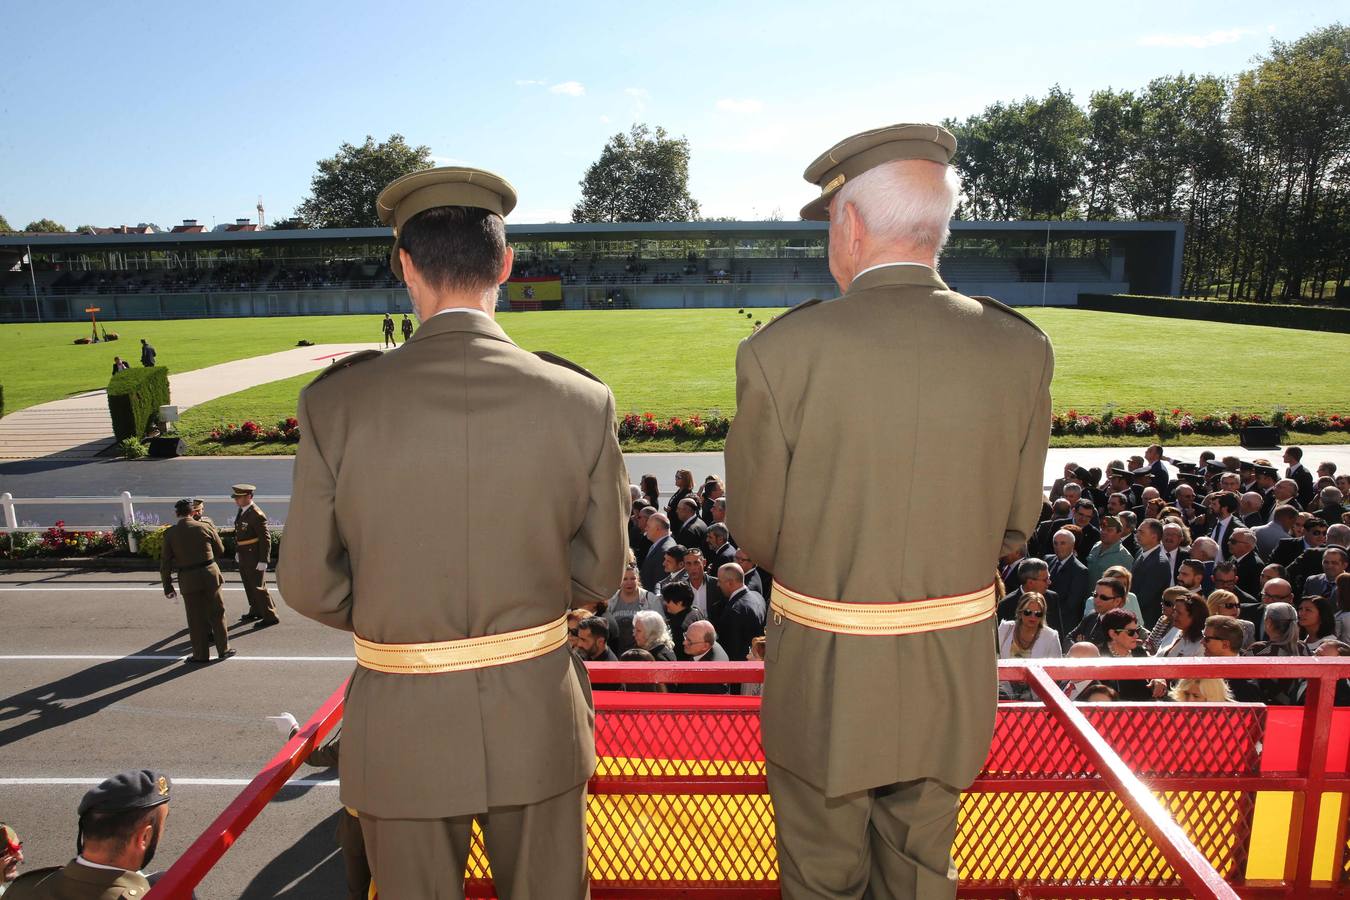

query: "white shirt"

left=77, top=855, right=139, bottom=875
left=428, top=306, right=492, bottom=321
left=851, top=262, right=933, bottom=285
left=689, top=578, right=708, bottom=616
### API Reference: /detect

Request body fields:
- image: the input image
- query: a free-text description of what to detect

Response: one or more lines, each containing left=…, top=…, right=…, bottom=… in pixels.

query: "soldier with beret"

left=727, top=124, right=1052, bottom=898
left=7, top=770, right=172, bottom=899
left=280, top=166, right=628, bottom=899
left=161, top=499, right=233, bottom=664
left=231, top=484, right=278, bottom=627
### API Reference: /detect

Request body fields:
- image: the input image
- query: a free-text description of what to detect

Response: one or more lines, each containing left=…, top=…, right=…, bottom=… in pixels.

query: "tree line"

left=944, top=24, right=1350, bottom=302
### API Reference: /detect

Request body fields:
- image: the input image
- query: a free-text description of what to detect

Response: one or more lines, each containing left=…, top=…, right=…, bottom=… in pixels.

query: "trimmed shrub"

left=118, top=437, right=147, bottom=459
left=1078, top=294, right=1350, bottom=333
left=107, top=366, right=169, bottom=441
left=139, top=525, right=170, bottom=561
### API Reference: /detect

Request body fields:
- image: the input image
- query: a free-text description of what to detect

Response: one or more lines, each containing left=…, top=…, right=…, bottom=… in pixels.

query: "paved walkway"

left=0, top=344, right=381, bottom=460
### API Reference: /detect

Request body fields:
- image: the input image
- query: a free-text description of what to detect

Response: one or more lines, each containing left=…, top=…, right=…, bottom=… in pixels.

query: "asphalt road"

left=0, top=569, right=355, bottom=898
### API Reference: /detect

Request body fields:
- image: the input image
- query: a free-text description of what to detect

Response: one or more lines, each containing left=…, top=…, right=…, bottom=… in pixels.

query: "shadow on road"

left=0, top=631, right=201, bottom=750
left=238, top=809, right=347, bottom=899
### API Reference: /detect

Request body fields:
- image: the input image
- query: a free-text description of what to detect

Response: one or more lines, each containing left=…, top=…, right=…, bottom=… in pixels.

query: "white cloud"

left=548, top=81, right=586, bottom=96
left=514, top=79, right=545, bottom=87
left=1137, top=27, right=1262, bottom=49
left=716, top=97, right=764, bottom=114
left=599, top=114, right=611, bottom=124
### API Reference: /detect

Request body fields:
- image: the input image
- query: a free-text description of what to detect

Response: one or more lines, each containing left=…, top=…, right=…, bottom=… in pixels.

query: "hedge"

left=1077, top=294, right=1350, bottom=333
left=107, top=366, right=169, bottom=441
left=0, top=382, right=5, bottom=419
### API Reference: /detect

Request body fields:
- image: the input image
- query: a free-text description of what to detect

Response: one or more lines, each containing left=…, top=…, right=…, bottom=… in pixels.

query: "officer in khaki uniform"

left=231, top=484, right=278, bottom=626
left=279, top=166, right=629, bottom=900
left=726, top=124, right=1053, bottom=899
left=160, top=499, right=233, bottom=664
left=7, top=769, right=172, bottom=899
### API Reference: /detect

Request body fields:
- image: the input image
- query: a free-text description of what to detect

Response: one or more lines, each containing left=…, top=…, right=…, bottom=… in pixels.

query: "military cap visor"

left=231, top=483, right=256, bottom=497
left=79, top=770, right=171, bottom=817
left=376, top=167, right=517, bottom=282
left=800, top=123, right=957, bottom=221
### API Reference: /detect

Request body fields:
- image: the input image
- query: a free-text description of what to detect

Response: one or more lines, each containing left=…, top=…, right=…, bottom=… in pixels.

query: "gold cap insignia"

left=822, top=173, right=846, bottom=195
left=156, top=776, right=169, bottom=797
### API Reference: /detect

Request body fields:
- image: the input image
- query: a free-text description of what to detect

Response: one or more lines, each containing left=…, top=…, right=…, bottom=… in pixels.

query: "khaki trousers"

left=767, top=761, right=959, bottom=900
left=182, top=587, right=228, bottom=660
left=359, top=783, right=588, bottom=900
left=238, top=554, right=277, bottom=619
left=336, top=810, right=371, bottom=900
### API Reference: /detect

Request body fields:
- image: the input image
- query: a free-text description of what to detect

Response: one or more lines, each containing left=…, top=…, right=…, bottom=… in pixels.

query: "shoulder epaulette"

left=969, top=295, right=1045, bottom=334
left=534, top=350, right=601, bottom=383
left=307, top=349, right=383, bottom=385
left=752, top=297, right=826, bottom=337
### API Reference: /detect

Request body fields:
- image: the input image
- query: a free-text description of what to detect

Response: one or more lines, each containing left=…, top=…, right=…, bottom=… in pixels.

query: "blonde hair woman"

left=1169, top=678, right=1233, bottom=702
left=1207, top=590, right=1253, bottom=648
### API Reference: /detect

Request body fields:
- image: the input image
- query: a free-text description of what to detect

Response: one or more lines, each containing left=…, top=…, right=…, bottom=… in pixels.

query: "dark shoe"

left=255, top=618, right=280, bottom=628
left=217, top=649, right=237, bottom=661
left=239, top=613, right=260, bottom=622
left=185, top=657, right=210, bottom=666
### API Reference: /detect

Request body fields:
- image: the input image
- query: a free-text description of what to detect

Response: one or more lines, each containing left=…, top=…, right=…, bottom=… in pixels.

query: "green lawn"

left=3, top=309, right=1348, bottom=453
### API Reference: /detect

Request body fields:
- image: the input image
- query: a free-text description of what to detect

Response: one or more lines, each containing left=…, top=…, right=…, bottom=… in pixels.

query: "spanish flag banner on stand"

left=506, top=277, right=563, bottom=310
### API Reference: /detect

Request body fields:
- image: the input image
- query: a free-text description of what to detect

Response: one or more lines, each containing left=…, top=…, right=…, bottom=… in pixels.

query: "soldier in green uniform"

left=231, top=484, right=278, bottom=627
left=189, top=498, right=215, bottom=533
left=280, top=166, right=628, bottom=899
left=6, top=769, right=172, bottom=900
left=161, top=499, right=233, bottom=664
left=726, top=124, right=1053, bottom=899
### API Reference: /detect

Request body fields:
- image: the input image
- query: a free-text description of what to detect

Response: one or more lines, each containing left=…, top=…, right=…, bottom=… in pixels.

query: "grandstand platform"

left=0, top=221, right=1181, bottom=321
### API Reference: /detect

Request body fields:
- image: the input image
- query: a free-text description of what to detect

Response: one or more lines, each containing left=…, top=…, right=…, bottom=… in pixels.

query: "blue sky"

left=0, top=1, right=1343, bottom=228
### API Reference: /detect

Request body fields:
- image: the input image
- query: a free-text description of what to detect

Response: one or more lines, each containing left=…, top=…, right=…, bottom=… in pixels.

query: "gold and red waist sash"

left=353, top=615, right=568, bottom=675
left=770, top=581, right=996, bottom=636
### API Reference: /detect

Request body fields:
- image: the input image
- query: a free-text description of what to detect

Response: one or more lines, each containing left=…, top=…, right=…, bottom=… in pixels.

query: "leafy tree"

left=76, top=225, right=98, bottom=235
left=297, top=134, right=434, bottom=228
left=0, top=214, right=11, bottom=233
left=23, top=218, right=66, bottom=233
left=573, top=124, right=700, bottom=222
left=1082, top=89, right=1140, bottom=219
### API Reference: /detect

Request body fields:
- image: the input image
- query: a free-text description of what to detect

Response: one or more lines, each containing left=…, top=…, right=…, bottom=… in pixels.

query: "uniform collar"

left=847, top=262, right=947, bottom=295
left=408, top=309, right=514, bottom=346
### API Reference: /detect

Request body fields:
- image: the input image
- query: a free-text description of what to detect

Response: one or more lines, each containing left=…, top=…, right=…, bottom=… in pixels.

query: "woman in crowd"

left=660, top=581, right=705, bottom=660
left=1298, top=595, right=1338, bottom=652
left=1207, top=590, right=1253, bottom=648
left=1248, top=602, right=1309, bottom=704
left=1170, top=678, right=1233, bottom=702
left=997, top=591, right=1061, bottom=699
left=640, top=474, right=661, bottom=510
left=607, top=564, right=662, bottom=654
left=1101, top=564, right=1145, bottom=623
left=664, top=469, right=694, bottom=520
left=1157, top=592, right=1208, bottom=658
left=1099, top=609, right=1167, bottom=701
left=743, top=637, right=767, bottom=697
left=633, top=609, right=677, bottom=662
left=1145, top=586, right=1189, bottom=652
left=1078, top=684, right=1118, bottom=702
left=619, top=648, right=667, bottom=692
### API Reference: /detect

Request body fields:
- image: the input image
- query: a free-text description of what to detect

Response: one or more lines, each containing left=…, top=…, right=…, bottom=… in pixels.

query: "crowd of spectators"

left=19, top=258, right=404, bottom=297
left=997, top=445, right=1350, bottom=705
left=566, top=469, right=768, bottom=694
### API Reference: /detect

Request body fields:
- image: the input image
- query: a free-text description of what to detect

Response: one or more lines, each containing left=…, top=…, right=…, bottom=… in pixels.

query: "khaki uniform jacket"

left=233, top=504, right=269, bottom=563
left=6, top=861, right=151, bottom=899
left=279, top=311, right=629, bottom=819
left=159, top=517, right=225, bottom=595
left=726, top=264, right=1053, bottom=796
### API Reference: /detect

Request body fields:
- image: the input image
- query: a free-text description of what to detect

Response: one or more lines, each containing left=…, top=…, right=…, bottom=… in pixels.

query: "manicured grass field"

left=3, top=308, right=1347, bottom=450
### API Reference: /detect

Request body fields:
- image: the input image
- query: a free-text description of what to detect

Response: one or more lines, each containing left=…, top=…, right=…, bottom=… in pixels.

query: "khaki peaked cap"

left=376, top=167, right=517, bottom=281
left=800, top=123, right=957, bottom=220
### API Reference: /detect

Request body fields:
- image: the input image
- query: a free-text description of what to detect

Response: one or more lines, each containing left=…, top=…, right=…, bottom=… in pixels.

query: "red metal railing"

left=147, top=658, right=1350, bottom=899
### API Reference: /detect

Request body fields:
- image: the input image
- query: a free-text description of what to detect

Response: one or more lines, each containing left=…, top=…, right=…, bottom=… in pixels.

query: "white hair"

left=633, top=610, right=673, bottom=652
left=833, top=159, right=961, bottom=254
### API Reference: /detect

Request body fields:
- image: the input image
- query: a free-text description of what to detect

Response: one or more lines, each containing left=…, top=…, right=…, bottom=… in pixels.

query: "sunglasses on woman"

left=1021, top=610, right=1044, bottom=618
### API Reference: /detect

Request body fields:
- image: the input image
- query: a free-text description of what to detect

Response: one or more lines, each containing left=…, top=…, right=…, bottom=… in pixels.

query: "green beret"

left=800, top=123, right=956, bottom=221
left=79, top=770, right=171, bottom=817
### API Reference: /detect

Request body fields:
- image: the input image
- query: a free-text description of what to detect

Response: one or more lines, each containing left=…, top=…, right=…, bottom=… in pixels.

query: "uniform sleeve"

left=1003, top=337, right=1054, bottom=558
left=306, top=735, right=340, bottom=769
left=568, top=392, right=629, bottom=609
left=277, top=391, right=354, bottom=631
left=725, top=339, right=790, bottom=573
left=160, top=528, right=175, bottom=594
left=209, top=524, right=225, bottom=560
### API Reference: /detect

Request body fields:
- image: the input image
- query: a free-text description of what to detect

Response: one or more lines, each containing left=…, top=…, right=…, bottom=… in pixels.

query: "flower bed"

left=209, top=417, right=302, bottom=444
left=618, top=412, right=731, bottom=442
left=1051, top=408, right=1348, bottom=438
left=1, top=521, right=118, bottom=560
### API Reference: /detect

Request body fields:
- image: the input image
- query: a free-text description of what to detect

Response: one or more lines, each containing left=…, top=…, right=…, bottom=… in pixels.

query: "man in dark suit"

left=673, top=498, right=708, bottom=554
left=1069, top=501, right=1100, bottom=561
left=678, top=620, right=730, bottom=694
left=640, top=513, right=676, bottom=591
left=1030, top=500, right=1071, bottom=559
left=1239, top=576, right=1293, bottom=640
left=1227, top=528, right=1266, bottom=597
left=1272, top=516, right=1327, bottom=567
left=998, top=558, right=1072, bottom=634
left=705, top=523, right=736, bottom=574
left=735, top=547, right=772, bottom=599
left=1065, top=577, right=1128, bottom=649
left=713, top=564, right=766, bottom=666
left=682, top=548, right=725, bottom=620
left=1210, top=492, right=1242, bottom=561
left=1204, top=615, right=1266, bottom=702
left=1145, top=444, right=1172, bottom=501
left=1130, top=518, right=1171, bottom=627
left=1046, top=530, right=1090, bottom=621
left=1160, top=521, right=1190, bottom=583
left=1213, top=561, right=1259, bottom=606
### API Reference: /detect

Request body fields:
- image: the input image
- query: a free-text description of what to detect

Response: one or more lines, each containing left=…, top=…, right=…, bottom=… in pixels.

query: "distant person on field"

left=381, top=313, right=396, bottom=348
left=110, top=356, right=129, bottom=375
left=139, top=339, right=155, bottom=367
left=400, top=313, right=413, bottom=342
